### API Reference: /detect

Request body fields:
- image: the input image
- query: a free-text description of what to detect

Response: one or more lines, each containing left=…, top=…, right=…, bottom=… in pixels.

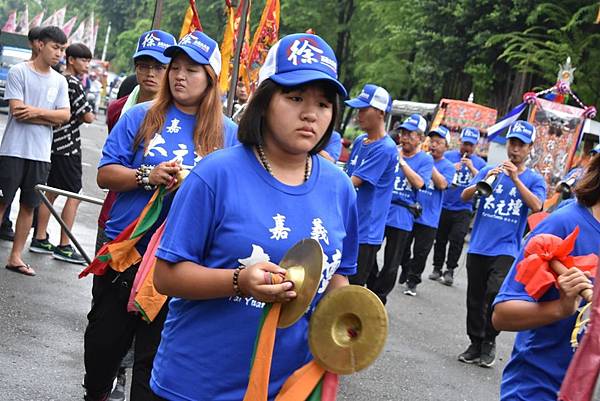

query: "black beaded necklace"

left=256, top=144, right=311, bottom=182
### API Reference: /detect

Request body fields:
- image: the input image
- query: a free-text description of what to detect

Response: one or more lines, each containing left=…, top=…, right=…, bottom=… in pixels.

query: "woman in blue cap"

left=150, top=33, right=358, bottom=401
left=83, top=31, right=238, bottom=401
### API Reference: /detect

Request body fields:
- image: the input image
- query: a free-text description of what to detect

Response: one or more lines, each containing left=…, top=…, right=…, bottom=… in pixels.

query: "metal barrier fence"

left=34, top=184, right=104, bottom=265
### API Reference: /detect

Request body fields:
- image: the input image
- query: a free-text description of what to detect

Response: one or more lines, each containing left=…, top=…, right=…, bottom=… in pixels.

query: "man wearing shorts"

left=0, top=26, right=70, bottom=276
left=31, top=43, right=95, bottom=265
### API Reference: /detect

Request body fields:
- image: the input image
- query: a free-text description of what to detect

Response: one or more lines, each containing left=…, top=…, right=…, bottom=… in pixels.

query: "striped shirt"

left=51, top=74, right=93, bottom=156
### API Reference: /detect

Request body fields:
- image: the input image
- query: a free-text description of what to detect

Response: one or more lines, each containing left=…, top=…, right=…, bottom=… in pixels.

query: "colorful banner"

left=179, top=0, right=203, bottom=39
left=527, top=98, right=585, bottom=192
left=2, top=11, right=17, bottom=32
left=247, top=0, right=280, bottom=91
left=433, top=98, right=498, bottom=158
left=69, top=21, right=85, bottom=43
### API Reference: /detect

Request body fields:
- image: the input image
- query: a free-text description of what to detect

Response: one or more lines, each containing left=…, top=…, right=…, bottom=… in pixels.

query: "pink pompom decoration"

left=556, top=81, right=570, bottom=95
left=523, top=92, right=537, bottom=104
left=583, top=106, right=597, bottom=119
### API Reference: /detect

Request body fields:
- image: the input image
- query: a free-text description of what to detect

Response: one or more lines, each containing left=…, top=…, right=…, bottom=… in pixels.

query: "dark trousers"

left=401, top=223, right=437, bottom=286
left=368, top=225, right=411, bottom=304
left=465, top=253, right=515, bottom=344
left=433, top=209, right=472, bottom=272
left=84, top=230, right=168, bottom=400
left=349, top=243, right=380, bottom=286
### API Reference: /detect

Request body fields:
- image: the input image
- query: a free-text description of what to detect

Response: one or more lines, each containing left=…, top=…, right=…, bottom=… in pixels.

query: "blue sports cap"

left=164, top=31, right=222, bottom=76
left=258, top=33, right=347, bottom=97
left=429, top=125, right=450, bottom=140
left=345, top=84, right=391, bottom=113
left=460, top=127, right=480, bottom=144
left=506, top=120, right=536, bottom=144
left=399, top=113, right=427, bottom=134
left=133, top=30, right=177, bottom=64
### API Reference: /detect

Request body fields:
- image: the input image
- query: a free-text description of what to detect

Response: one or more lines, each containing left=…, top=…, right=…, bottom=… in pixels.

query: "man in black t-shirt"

left=30, top=43, right=95, bottom=264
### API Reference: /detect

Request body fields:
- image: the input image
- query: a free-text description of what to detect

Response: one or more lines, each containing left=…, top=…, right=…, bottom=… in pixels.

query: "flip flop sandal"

left=5, top=264, right=36, bottom=276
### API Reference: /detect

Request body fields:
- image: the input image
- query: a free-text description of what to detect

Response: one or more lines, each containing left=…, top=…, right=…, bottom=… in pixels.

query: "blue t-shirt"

left=323, top=130, right=342, bottom=162
left=386, top=151, right=433, bottom=231
left=151, top=145, right=358, bottom=401
left=415, top=157, right=456, bottom=228
left=468, top=166, right=547, bottom=257
left=345, top=134, right=398, bottom=245
left=442, top=150, right=487, bottom=211
left=99, top=102, right=239, bottom=247
left=494, top=202, right=600, bottom=401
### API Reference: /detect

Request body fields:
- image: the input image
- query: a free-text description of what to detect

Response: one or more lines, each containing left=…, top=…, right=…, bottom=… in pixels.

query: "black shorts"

left=0, top=156, right=51, bottom=208
left=47, top=153, right=83, bottom=193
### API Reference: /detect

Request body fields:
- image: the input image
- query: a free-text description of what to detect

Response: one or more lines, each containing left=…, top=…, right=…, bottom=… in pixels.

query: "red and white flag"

left=29, top=12, right=44, bottom=28
left=15, top=4, right=29, bottom=34
left=42, top=11, right=56, bottom=27
left=62, top=16, right=78, bottom=37
left=69, top=21, right=85, bottom=43
left=54, top=7, right=67, bottom=27
left=2, top=11, right=17, bottom=32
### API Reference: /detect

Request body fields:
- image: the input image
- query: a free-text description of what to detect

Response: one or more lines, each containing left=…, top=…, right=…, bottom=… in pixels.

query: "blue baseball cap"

left=590, top=143, right=600, bottom=155
left=429, top=125, right=450, bottom=140
left=399, top=113, right=427, bottom=134
left=133, top=30, right=177, bottom=65
left=164, top=31, right=222, bottom=76
left=506, top=120, right=536, bottom=144
left=345, top=84, right=391, bottom=113
left=258, top=33, right=347, bottom=97
left=460, top=127, right=480, bottom=144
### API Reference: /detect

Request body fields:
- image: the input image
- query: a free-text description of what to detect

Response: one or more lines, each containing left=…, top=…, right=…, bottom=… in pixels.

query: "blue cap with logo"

left=133, top=30, right=177, bottom=64
left=345, top=84, right=391, bottom=113
left=429, top=125, right=450, bottom=140
left=399, top=113, right=427, bottom=134
left=258, top=33, right=347, bottom=97
left=506, top=120, right=536, bottom=144
left=460, top=127, right=480, bottom=144
left=164, top=31, right=222, bottom=76
left=590, top=143, right=600, bottom=155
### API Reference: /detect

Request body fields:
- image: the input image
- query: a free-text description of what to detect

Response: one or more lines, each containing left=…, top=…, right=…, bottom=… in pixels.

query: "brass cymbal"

left=309, top=285, right=388, bottom=374
left=278, top=238, right=323, bottom=328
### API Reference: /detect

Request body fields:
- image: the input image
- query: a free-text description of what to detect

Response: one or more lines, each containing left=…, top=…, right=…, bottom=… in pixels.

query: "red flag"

left=62, top=17, right=78, bottom=37
left=247, top=0, right=280, bottom=91
left=29, top=12, right=44, bottom=28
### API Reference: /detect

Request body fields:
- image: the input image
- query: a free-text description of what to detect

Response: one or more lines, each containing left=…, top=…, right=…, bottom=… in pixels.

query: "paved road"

left=0, top=110, right=514, bottom=400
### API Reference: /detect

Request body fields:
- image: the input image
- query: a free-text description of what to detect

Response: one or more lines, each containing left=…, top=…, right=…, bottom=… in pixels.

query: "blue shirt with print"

left=468, top=166, right=546, bottom=257
left=442, top=150, right=487, bottom=211
left=150, top=145, right=358, bottom=401
left=415, top=157, right=455, bottom=228
left=386, top=150, right=433, bottom=231
left=494, top=202, right=600, bottom=401
left=323, top=130, right=342, bottom=162
left=345, top=133, right=398, bottom=245
left=99, top=102, right=239, bottom=248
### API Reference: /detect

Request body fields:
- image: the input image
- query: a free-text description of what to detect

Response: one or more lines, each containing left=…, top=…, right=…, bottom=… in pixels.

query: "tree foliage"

left=3, top=0, right=599, bottom=115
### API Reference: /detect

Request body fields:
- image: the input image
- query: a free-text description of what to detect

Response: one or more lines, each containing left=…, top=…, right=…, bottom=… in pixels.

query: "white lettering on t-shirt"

left=317, top=249, right=342, bottom=294
left=166, top=118, right=182, bottom=134
left=146, top=133, right=168, bottom=157
left=269, top=214, right=291, bottom=240
left=310, top=218, right=329, bottom=245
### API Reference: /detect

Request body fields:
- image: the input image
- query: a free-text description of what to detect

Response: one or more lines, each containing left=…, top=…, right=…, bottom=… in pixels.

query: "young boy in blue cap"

left=345, top=84, right=398, bottom=288
left=401, top=125, right=456, bottom=296
left=432, top=127, right=486, bottom=285
left=458, top=120, right=546, bottom=368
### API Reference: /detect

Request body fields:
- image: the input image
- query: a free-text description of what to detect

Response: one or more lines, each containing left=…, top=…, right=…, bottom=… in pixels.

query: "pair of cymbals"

left=277, top=239, right=388, bottom=374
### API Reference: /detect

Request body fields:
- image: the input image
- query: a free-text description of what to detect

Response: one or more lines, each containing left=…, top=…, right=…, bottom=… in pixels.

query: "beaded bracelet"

left=233, top=266, right=246, bottom=297
left=135, top=164, right=157, bottom=191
